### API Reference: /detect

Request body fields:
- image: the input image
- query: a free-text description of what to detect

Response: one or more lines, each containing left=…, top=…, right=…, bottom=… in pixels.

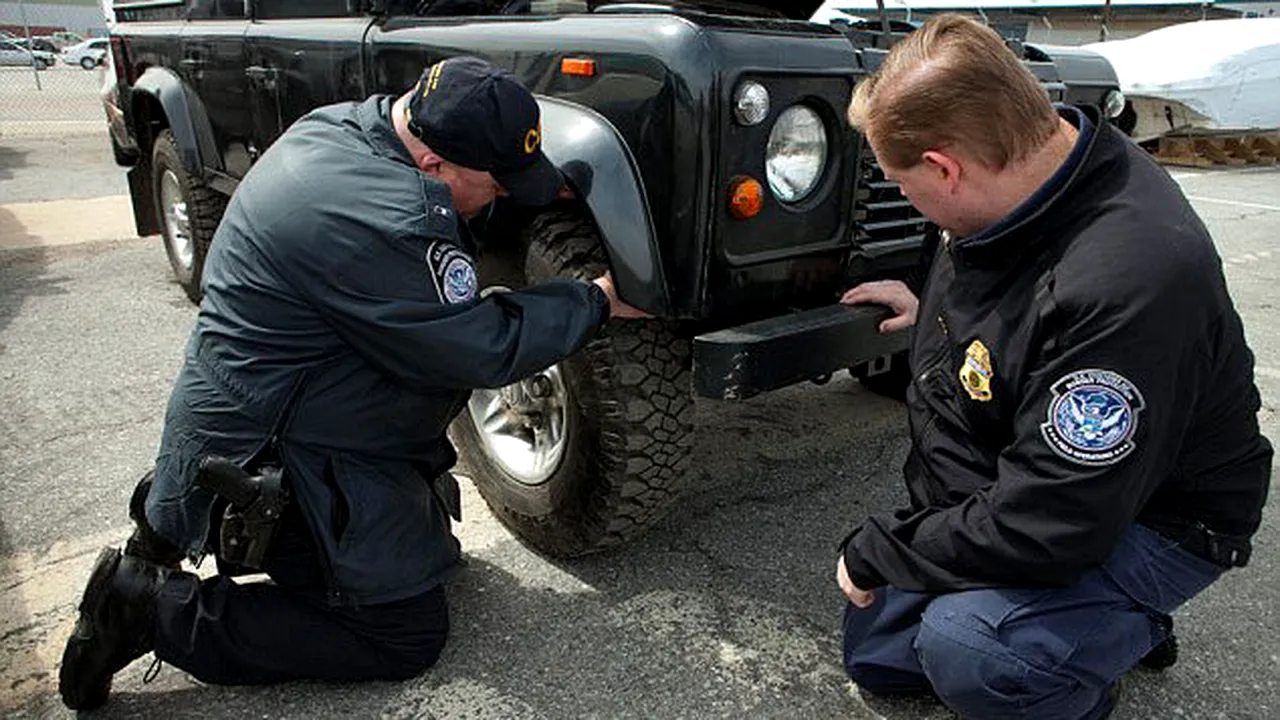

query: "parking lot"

left=0, top=65, right=108, bottom=137
left=0, top=121, right=1277, bottom=718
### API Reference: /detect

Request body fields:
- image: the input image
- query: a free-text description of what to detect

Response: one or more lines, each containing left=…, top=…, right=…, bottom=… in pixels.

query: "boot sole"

left=59, top=547, right=122, bottom=710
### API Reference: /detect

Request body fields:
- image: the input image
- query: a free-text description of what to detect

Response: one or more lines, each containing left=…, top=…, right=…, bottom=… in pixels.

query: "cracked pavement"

left=1, top=134, right=1277, bottom=718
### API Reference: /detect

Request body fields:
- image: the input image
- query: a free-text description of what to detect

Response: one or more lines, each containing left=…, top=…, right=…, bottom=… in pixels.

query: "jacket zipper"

left=915, top=311, right=952, bottom=386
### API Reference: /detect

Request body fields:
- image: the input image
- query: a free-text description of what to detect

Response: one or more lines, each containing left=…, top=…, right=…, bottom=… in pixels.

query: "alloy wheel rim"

left=466, top=365, right=570, bottom=486
left=159, top=170, right=193, bottom=271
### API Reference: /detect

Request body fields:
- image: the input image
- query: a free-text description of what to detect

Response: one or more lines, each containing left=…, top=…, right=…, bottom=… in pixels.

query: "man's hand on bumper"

left=841, top=280, right=919, bottom=334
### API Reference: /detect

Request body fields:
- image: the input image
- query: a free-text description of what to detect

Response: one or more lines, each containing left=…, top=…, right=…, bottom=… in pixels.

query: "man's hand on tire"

left=841, top=280, right=919, bottom=334
left=593, top=273, right=652, bottom=319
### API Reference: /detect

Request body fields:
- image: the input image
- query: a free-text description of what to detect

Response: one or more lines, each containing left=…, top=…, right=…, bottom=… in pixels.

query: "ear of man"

left=921, top=149, right=962, bottom=189
left=417, top=152, right=443, bottom=175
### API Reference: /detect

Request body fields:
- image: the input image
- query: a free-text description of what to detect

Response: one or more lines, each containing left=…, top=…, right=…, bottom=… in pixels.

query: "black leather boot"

left=123, top=471, right=185, bottom=568
left=1139, top=633, right=1179, bottom=670
left=59, top=547, right=167, bottom=710
left=1138, top=614, right=1178, bottom=670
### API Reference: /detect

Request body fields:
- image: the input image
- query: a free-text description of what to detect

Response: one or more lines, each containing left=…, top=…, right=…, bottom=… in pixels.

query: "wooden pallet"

left=1151, top=133, right=1280, bottom=168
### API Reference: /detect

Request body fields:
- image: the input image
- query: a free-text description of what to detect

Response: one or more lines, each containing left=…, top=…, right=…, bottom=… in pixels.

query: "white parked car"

left=0, top=40, right=54, bottom=70
left=61, top=38, right=108, bottom=70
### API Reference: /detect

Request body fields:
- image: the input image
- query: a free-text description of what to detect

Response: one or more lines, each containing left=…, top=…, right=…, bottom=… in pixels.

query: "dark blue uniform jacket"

left=146, top=96, right=608, bottom=606
left=843, top=107, right=1272, bottom=592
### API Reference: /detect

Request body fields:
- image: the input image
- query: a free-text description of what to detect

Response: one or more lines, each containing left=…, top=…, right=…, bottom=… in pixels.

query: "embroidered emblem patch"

left=1040, top=369, right=1145, bottom=466
left=959, top=339, right=994, bottom=402
left=427, top=241, right=477, bottom=305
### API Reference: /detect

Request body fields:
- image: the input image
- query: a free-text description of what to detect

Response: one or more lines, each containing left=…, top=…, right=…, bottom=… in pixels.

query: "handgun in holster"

left=196, top=455, right=289, bottom=570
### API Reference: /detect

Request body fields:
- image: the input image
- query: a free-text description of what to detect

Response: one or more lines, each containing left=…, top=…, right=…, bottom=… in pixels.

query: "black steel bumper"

left=693, top=304, right=910, bottom=400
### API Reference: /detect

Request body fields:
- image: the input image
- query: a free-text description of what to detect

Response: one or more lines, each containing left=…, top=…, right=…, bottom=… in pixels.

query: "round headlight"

left=1103, top=89, right=1127, bottom=119
left=766, top=105, right=828, bottom=203
left=733, top=81, right=770, bottom=126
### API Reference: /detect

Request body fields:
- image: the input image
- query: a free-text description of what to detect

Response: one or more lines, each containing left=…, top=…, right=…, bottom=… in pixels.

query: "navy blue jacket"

left=147, top=96, right=608, bottom=605
left=842, top=107, right=1272, bottom=592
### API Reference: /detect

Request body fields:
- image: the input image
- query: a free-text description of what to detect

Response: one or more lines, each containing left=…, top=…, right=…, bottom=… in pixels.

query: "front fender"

left=131, top=67, right=221, bottom=177
left=1026, top=43, right=1121, bottom=111
left=536, top=97, right=670, bottom=317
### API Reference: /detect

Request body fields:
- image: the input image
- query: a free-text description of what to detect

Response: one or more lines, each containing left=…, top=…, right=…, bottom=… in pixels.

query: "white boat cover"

left=1084, top=19, right=1280, bottom=132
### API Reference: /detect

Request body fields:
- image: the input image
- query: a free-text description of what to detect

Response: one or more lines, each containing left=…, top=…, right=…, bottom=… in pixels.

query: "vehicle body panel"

left=105, top=0, right=1120, bottom=392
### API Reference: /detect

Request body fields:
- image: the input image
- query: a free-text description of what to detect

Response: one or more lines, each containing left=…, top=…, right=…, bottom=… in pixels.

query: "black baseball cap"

left=406, top=56, right=563, bottom=206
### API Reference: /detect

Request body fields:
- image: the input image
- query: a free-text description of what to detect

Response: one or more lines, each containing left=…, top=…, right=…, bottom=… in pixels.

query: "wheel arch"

left=130, top=67, right=221, bottom=179
left=535, top=97, right=671, bottom=317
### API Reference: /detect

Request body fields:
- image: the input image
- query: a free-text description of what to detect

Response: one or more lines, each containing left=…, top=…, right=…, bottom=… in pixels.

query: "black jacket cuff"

left=585, top=280, right=610, bottom=332
left=840, top=528, right=888, bottom=590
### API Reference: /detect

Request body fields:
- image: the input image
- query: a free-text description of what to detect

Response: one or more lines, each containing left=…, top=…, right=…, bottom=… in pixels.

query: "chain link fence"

left=0, top=1, right=111, bottom=138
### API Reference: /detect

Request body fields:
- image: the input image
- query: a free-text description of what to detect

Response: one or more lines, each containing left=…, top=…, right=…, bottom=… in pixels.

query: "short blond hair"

left=848, top=14, right=1060, bottom=170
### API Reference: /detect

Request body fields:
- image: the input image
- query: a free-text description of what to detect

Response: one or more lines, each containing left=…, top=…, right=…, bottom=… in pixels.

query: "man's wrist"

left=586, top=280, right=610, bottom=331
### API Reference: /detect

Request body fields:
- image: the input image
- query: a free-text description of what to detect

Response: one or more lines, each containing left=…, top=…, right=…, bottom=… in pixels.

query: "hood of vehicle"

left=674, top=1, right=826, bottom=20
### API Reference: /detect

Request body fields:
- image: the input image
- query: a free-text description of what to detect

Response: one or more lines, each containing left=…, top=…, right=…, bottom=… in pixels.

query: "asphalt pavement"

left=0, top=131, right=128, bottom=203
left=0, top=132, right=1277, bottom=719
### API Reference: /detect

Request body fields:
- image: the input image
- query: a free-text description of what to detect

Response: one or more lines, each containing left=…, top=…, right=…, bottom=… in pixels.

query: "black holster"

left=196, top=456, right=289, bottom=570
left=1180, top=522, right=1252, bottom=569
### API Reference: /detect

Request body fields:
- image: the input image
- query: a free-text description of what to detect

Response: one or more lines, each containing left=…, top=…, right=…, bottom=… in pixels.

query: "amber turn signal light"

left=561, top=58, right=596, bottom=77
left=728, top=176, right=764, bottom=220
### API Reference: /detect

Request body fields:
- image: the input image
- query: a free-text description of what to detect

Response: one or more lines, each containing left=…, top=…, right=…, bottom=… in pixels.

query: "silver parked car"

left=0, top=41, right=55, bottom=70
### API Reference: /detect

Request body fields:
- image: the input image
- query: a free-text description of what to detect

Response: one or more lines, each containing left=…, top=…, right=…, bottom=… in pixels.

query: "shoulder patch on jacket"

left=1040, top=369, right=1146, bottom=466
left=426, top=241, right=477, bottom=304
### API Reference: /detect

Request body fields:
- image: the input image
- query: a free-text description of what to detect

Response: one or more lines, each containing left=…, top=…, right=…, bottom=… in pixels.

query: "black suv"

left=104, top=0, right=1123, bottom=556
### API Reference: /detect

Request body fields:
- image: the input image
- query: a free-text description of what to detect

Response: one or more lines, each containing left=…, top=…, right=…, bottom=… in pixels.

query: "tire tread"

left=153, top=129, right=225, bottom=303
left=467, top=209, right=693, bottom=556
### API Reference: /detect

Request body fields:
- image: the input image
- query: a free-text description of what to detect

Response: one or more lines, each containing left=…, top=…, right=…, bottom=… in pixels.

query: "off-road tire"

left=152, top=129, right=225, bottom=304
left=453, top=209, right=693, bottom=557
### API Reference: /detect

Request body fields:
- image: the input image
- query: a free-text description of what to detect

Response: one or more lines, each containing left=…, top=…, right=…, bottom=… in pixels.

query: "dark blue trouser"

left=842, top=524, right=1223, bottom=720
left=151, top=500, right=449, bottom=685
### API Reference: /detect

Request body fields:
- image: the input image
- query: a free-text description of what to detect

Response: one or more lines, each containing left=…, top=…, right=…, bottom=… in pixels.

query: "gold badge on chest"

left=960, top=339, right=994, bottom=402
